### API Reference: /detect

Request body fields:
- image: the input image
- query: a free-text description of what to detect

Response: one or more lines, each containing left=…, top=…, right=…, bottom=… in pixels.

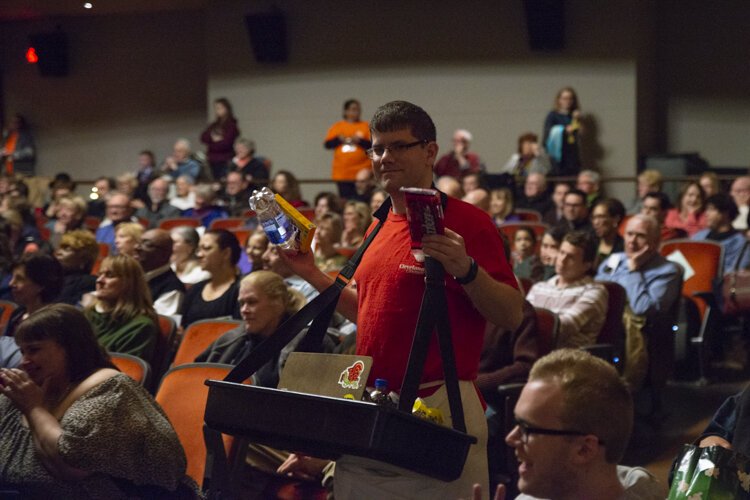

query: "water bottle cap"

left=374, top=378, right=388, bottom=388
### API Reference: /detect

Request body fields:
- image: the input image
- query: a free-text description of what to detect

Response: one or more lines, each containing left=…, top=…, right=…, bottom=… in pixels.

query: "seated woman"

left=340, top=200, right=372, bottom=248
left=55, top=229, right=99, bottom=306
left=182, top=184, right=228, bottom=228
left=114, top=221, right=143, bottom=258
left=665, top=181, right=707, bottom=237
left=489, top=187, right=520, bottom=226
left=5, top=252, right=64, bottom=337
left=44, top=195, right=87, bottom=249
left=170, top=226, right=210, bottom=285
left=314, top=213, right=348, bottom=273
left=0, top=303, right=197, bottom=498
left=239, top=232, right=269, bottom=276
left=270, top=170, right=307, bottom=208
left=181, top=229, right=242, bottom=329
left=85, top=255, right=158, bottom=363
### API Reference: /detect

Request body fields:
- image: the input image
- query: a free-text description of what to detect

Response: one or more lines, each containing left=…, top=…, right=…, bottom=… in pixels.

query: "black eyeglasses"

left=366, top=140, right=427, bottom=159
left=514, top=420, right=603, bottom=445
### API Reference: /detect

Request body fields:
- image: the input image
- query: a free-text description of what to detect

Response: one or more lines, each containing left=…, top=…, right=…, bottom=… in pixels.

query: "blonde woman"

left=114, top=221, right=144, bottom=257
left=85, top=255, right=158, bottom=363
left=341, top=200, right=372, bottom=247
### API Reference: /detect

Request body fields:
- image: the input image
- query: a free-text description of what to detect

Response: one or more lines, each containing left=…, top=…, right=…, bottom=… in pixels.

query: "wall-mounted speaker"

left=28, top=32, right=69, bottom=77
left=244, top=12, right=288, bottom=64
left=524, top=0, right=565, bottom=52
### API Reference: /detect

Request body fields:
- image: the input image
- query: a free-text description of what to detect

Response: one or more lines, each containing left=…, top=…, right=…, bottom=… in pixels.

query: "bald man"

left=135, top=229, right=185, bottom=317
left=730, top=176, right=750, bottom=230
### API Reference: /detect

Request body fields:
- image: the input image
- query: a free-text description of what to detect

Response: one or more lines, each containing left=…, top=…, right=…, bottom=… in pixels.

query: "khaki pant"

left=333, top=380, right=489, bottom=500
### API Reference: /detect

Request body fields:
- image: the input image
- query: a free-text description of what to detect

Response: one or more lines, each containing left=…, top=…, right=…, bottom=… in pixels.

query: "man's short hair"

left=564, top=188, right=587, bottom=204
left=643, top=191, right=672, bottom=211
left=370, top=101, right=436, bottom=142
left=562, top=230, right=596, bottom=264
left=529, top=349, right=633, bottom=463
left=593, top=198, right=626, bottom=221
left=706, top=193, right=739, bottom=221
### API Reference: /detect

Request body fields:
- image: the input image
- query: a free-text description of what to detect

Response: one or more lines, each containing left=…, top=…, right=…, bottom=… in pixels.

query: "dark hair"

left=564, top=188, right=587, bottom=204
left=370, top=101, right=436, bottom=142
left=563, top=230, right=596, bottom=265
left=314, top=191, right=343, bottom=215
left=214, top=97, right=235, bottom=121
left=138, top=150, right=155, bottom=164
left=16, top=304, right=115, bottom=383
left=514, top=226, right=537, bottom=245
left=593, top=198, right=626, bottom=222
left=555, top=87, right=579, bottom=113
left=13, top=252, right=64, bottom=303
left=517, top=132, right=539, bottom=155
left=544, top=224, right=567, bottom=244
left=271, top=170, right=302, bottom=203
left=706, top=193, right=739, bottom=221
left=96, top=176, right=117, bottom=190
left=677, top=181, right=706, bottom=213
left=643, top=191, right=673, bottom=211
left=342, top=99, right=361, bottom=118
left=206, top=229, right=241, bottom=265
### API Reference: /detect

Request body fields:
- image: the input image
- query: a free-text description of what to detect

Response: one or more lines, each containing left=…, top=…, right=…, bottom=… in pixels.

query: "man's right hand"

left=627, top=244, right=651, bottom=271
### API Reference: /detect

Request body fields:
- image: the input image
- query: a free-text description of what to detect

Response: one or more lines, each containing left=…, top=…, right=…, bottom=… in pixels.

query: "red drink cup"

left=401, top=187, right=445, bottom=261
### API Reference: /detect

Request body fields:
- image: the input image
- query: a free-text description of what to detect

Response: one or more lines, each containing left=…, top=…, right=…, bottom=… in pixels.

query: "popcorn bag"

left=668, top=444, right=750, bottom=500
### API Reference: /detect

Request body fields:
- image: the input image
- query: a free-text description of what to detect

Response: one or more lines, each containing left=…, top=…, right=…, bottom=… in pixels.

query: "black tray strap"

left=398, top=257, right=467, bottom=433
left=224, top=200, right=390, bottom=383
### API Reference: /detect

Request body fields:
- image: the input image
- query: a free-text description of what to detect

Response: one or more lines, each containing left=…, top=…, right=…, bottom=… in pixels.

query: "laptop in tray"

left=278, top=352, right=373, bottom=400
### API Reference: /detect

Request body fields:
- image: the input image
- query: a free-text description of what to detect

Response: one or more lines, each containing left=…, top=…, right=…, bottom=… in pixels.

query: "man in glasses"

left=504, top=349, right=661, bottom=500
left=281, top=101, right=522, bottom=498
left=555, top=188, right=594, bottom=237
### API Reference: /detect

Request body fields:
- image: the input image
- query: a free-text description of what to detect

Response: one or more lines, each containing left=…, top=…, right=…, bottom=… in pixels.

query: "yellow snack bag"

left=274, top=193, right=316, bottom=253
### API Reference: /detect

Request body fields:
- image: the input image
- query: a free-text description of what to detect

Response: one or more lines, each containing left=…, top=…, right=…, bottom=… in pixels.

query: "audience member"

left=539, top=226, right=565, bottom=280
left=170, top=226, right=211, bottom=285
left=313, top=191, right=342, bottom=223
left=2, top=208, right=43, bottom=258
left=231, top=137, right=271, bottom=192
left=315, top=213, right=348, bottom=273
left=85, top=255, right=159, bottom=362
left=351, top=167, right=376, bottom=204
left=200, top=97, right=240, bottom=181
left=730, top=176, right=750, bottom=231
left=641, top=191, right=686, bottom=241
left=95, top=193, right=137, bottom=255
left=464, top=187, right=491, bottom=213
left=324, top=99, right=372, bottom=199
left=162, top=138, right=201, bottom=181
left=692, top=193, right=750, bottom=275
left=135, top=177, right=181, bottom=228
left=555, top=188, right=593, bottom=235
left=462, top=172, right=483, bottom=195
left=697, top=384, right=750, bottom=456
left=490, top=187, right=519, bottom=226
left=591, top=198, right=625, bottom=267
left=516, top=172, right=553, bottom=217
left=512, top=227, right=543, bottom=284
left=628, top=169, right=663, bottom=214
left=87, top=176, right=115, bottom=219
left=341, top=200, right=372, bottom=247
left=664, top=181, right=707, bottom=237
left=114, top=222, right=143, bottom=258
left=0, top=304, right=197, bottom=497
left=242, top=232, right=269, bottom=275
left=54, top=229, right=99, bottom=306
left=434, top=129, right=485, bottom=179
left=543, top=87, right=581, bottom=176
left=542, top=182, right=570, bottom=226
left=180, top=229, right=241, bottom=328
left=369, top=188, right=388, bottom=213
left=435, top=175, right=463, bottom=198
left=699, top=171, right=720, bottom=198
left=526, top=231, right=607, bottom=347
left=220, top=170, right=252, bottom=217
left=134, top=149, right=158, bottom=201
left=498, top=349, right=661, bottom=500
left=576, top=170, right=602, bottom=208
left=1, top=113, right=36, bottom=176
left=183, top=184, right=228, bottom=228
left=270, top=170, right=307, bottom=208
left=116, top=172, right=139, bottom=202
left=43, top=175, right=76, bottom=219
left=135, top=228, right=185, bottom=318
left=500, top=132, right=551, bottom=184
left=169, top=174, right=196, bottom=212
left=0, top=336, right=20, bottom=368
left=5, top=252, right=64, bottom=336
left=44, top=195, right=87, bottom=248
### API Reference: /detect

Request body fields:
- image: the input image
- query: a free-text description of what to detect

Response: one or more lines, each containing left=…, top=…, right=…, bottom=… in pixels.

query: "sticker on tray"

left=338, top=360, right=365, bottom=390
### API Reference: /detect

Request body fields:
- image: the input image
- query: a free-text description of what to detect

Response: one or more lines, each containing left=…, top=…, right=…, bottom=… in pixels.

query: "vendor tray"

left=204, top=380, right=476, bottom=481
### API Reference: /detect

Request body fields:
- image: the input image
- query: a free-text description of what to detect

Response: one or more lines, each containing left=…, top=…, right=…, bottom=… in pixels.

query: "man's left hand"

left=422, top=228, right=472, bottom=279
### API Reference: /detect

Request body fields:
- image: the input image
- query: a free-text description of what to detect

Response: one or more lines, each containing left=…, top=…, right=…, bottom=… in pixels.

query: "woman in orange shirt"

left=324, top=99, right=371, bottom=199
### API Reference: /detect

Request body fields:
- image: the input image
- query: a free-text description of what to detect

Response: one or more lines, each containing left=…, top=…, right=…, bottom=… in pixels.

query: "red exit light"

left=25, top=47, right=39, bottom=64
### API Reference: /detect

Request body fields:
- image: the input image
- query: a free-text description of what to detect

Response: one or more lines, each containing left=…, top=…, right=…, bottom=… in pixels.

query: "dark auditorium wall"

left=0, top=9, right=207, bottom=181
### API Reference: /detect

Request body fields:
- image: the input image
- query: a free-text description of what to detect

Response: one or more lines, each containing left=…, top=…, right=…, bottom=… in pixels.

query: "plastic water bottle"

left=370, top=379, right=394, bottom=407
left=248, top=187, right=298, bottom=251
